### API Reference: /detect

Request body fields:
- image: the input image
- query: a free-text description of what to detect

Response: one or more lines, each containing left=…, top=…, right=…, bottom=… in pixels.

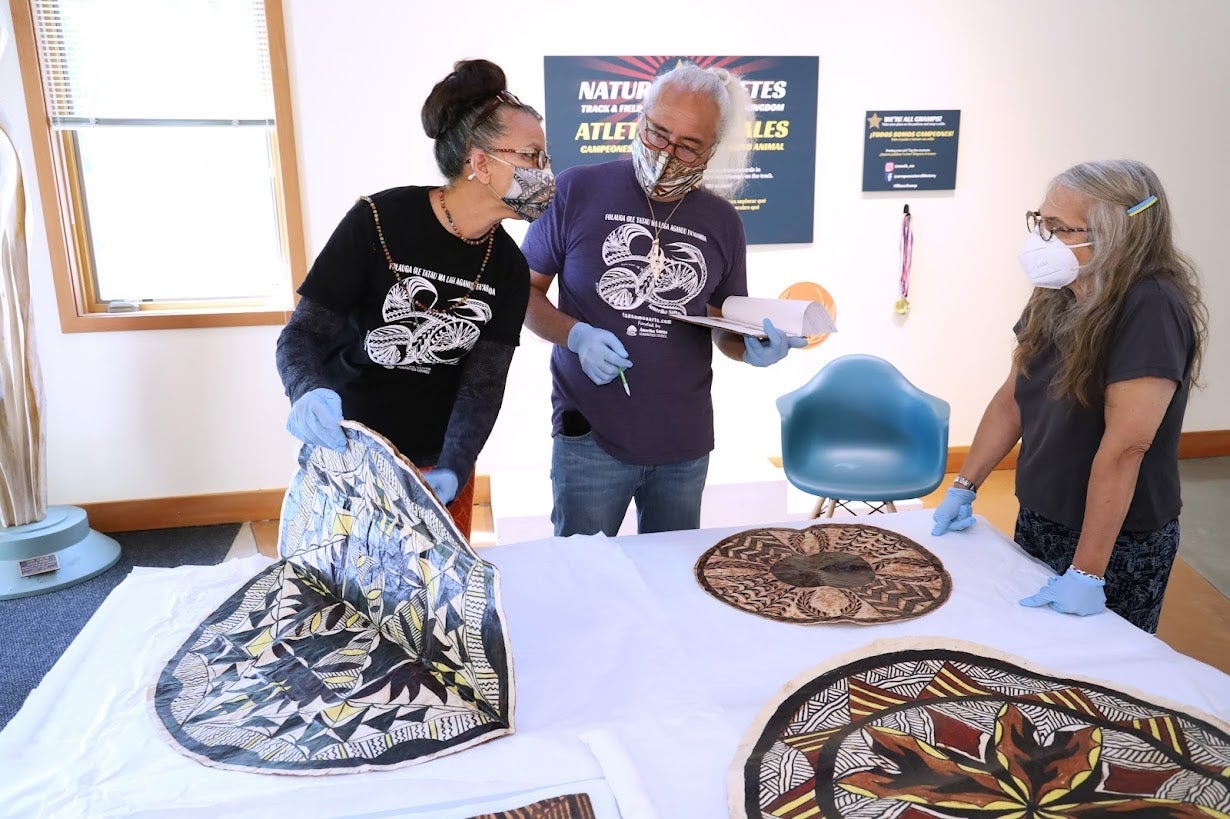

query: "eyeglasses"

left=473, top=90, right=523, bottom=129
left=487, top=147, right=551, bottom=170
left=1026, top=210, right=1092, bottom=242
left=638, top=120, right=712, bottom=166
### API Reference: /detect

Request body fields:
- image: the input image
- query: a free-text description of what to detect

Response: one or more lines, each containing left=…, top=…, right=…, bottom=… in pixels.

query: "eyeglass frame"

left=470, top=91, right=546, bottom=169
left=1026, top=210, right=1093, bottom=242
left=486, top=147, right=551, bottom=170
left=472, top=90, right=524, bottom=130
left=637, top=116, right=714, bottom=166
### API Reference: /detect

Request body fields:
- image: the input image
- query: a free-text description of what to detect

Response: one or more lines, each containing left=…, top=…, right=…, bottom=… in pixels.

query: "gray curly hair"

left=643, top=62, right=755, bottom=198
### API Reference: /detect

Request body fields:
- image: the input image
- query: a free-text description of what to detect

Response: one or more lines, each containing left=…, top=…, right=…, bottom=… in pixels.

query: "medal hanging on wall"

left=894, top=204, right=912, bottom=314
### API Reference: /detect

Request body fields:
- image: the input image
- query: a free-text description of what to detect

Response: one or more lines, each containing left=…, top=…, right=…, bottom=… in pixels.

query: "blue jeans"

left=550, top=432, right=710, bottom=536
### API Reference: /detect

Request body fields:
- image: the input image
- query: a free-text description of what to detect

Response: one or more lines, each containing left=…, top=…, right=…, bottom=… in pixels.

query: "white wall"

left=1, top=0, right=1226, bottom=505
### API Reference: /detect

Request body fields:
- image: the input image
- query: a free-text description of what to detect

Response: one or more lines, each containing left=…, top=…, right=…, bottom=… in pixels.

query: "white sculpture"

left=1, top=104, right=119, bottom=600
left=0, top=113, right=45, bottom=528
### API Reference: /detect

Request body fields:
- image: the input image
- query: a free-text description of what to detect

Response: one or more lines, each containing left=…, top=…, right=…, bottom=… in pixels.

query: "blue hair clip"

left=1127, top=194, right=1158, bottom=216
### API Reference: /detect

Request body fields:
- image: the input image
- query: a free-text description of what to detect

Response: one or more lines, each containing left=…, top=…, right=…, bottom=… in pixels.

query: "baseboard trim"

left=946, top=446, right=1019, bottom=474
left=75, top=429, right=1228, bottom=533
left=80, top=490, right=287, bottom=534
left=1178, top=429, right=1230, bottom=458
left=947, top=429, right=1230, bottom=473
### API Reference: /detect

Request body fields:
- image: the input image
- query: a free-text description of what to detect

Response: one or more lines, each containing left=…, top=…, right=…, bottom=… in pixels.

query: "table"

left=2, top=509, right=1226, bottom=817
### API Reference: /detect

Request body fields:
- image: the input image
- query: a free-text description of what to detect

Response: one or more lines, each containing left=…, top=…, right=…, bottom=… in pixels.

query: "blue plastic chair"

left=776, top=354, right=951, bottom=517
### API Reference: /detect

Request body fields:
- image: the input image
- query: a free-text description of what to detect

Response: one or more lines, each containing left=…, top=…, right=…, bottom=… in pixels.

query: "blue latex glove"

left=930, top=488, right=977, bottom=535
left=1020, top=568, right=1107, bottom=616
left=425, top=468, right=459, bottom=505
left=567, top=322, right=633, bottom=385
left=286, top=387, right=347, bottom=452
left=743, top=319, right=807, bottom=367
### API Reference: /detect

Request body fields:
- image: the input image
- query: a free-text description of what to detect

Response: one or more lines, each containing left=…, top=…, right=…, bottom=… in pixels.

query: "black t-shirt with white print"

left=297, top=185, right=529, bottom=466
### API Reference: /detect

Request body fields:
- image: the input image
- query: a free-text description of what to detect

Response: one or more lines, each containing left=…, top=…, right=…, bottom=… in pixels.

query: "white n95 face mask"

left=1017, top=231, right=1092, bottom=289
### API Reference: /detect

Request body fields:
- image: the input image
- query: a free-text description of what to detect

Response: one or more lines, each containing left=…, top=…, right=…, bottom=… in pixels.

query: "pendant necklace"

left=643, top=188, right=687, bottom=282
left=361, top=193, right=495, bottom=315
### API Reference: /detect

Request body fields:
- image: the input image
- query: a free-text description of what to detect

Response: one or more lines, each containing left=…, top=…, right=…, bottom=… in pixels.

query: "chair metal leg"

left=809, top=498, right=900, bottom=519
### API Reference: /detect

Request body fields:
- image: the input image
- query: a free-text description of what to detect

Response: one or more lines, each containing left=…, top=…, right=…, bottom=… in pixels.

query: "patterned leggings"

left=1013, top=506, right=1180, bottom=634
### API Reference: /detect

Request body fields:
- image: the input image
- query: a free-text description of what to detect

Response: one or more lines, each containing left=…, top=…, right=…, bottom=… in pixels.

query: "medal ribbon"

left=897, top=204, right=913, bottom=313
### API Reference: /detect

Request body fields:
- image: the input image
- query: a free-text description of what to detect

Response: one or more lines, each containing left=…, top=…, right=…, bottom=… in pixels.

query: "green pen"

left=618, top=368, right=631, bottom=396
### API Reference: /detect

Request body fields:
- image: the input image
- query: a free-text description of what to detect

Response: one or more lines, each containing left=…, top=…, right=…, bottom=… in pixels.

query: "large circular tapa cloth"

left=151, top=421, right=513, bottom=774
left=694, top=523, right=950, bottom=624
left=731, top=638, right=1230, bottom=818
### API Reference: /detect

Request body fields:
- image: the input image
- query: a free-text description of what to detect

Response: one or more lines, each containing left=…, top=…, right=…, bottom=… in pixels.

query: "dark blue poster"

left=862, top=110, right=961, bottom=192
left=543, top=56, right=818, bottom=245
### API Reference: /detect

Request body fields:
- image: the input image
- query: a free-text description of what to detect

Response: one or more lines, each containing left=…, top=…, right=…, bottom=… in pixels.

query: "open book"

left=672, top=296, right=838, bottom=339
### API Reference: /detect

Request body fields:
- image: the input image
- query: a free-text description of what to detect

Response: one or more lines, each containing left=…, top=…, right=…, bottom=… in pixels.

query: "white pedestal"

left=490, top=457, right=789, bottom=545
left=488, top=469, right=582, bottom=544
left=1, top=506, right=122, bottom=600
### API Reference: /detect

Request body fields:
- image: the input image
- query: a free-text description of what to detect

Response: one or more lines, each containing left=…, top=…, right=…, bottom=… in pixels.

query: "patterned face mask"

left=486, top=154, right=555, bottom=222
left=631, top=136, right=707, bottom=199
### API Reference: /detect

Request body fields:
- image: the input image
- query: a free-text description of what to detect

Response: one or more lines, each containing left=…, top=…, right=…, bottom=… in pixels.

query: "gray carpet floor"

left=1178, top=456, right=1230, bottom=598
left=0, top=523, right=239, bottom=730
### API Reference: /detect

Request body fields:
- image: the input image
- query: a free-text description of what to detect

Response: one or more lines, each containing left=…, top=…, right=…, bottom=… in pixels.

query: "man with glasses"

left=521, top=62, right=804, bottom=537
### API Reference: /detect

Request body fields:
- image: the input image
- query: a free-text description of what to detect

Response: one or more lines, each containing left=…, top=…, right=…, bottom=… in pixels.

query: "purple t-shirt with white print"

left=521, top=159, right=748, bottom=465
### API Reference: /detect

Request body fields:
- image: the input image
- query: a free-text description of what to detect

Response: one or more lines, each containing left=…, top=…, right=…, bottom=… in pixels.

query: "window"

left=9, top=0, right=304, bottom=331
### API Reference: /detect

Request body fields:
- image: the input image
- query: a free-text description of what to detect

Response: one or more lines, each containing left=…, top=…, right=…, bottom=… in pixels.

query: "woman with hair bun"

left=277, top=59, right=553, bottom=538
left=932, top=159, right=1208, bottom=633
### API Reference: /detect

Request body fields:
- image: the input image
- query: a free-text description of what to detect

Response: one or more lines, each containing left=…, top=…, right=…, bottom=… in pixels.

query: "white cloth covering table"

left=1, top=509, right=1226, bottom=818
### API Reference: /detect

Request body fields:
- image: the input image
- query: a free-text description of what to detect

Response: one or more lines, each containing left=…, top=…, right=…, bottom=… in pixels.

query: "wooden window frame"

left=8, top=0, right=305, bottom=332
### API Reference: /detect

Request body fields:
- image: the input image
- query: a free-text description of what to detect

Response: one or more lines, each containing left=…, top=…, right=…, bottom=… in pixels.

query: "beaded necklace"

left=361, top=194, right=495, bottom=315
left=437, top=186, right=492, bottom=246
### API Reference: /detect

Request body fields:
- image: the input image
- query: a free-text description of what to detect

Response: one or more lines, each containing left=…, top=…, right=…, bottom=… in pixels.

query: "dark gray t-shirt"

left=521, top=160, right=748, bottom=465
left=1014, top=277, right=1195, bottom=532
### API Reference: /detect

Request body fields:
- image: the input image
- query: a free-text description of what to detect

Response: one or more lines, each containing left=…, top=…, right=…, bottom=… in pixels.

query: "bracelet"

left=953, top=475, right=977, bottom=493
left=1069, top=564, right=1104, bottom=582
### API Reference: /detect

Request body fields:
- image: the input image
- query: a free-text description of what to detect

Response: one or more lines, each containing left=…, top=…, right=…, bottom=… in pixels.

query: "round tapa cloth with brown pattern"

left=729, top=638, right=1230, bottom=818
left=694, top=523, right=950, bottom=624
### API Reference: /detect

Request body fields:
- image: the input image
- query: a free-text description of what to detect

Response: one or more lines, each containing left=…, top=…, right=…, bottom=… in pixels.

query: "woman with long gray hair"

left=931, top=159, right=1208, bottom=632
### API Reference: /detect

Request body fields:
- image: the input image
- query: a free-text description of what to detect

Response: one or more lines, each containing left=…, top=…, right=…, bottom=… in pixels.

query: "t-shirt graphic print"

left=597, top=219, right=708, bottom=315
left=365, top=274, right=493, bottom=372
